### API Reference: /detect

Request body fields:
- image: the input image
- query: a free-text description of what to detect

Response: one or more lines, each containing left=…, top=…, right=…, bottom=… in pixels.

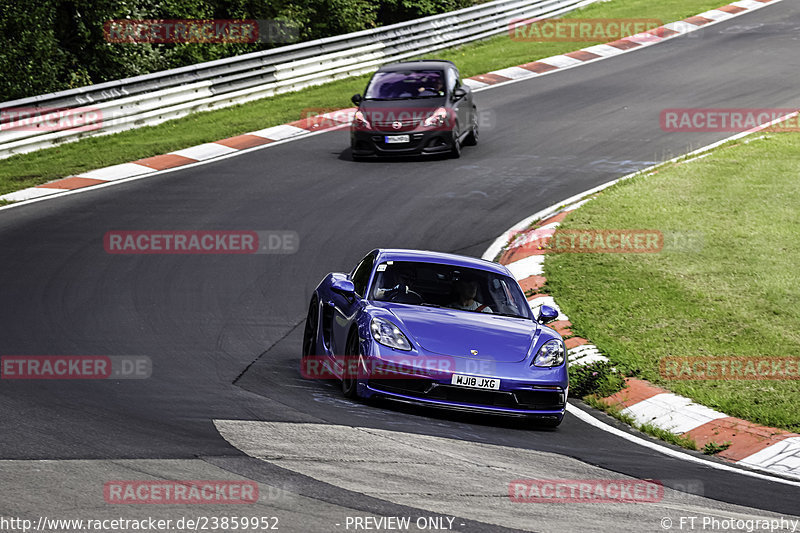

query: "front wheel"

left=463, top=107, right=478, bottom=146
left=450, top=124, right=462, bottom=159
left=342, top=332, right=360, bottom=398
left=301, top=297, right=318, bottom=359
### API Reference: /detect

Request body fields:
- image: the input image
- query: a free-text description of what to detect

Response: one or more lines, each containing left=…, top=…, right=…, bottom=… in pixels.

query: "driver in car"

left=449, top=279, right=492, bottom=313
left=418, top=76, right=444, bottom=97
left=375, top=266, right=419, bottom=301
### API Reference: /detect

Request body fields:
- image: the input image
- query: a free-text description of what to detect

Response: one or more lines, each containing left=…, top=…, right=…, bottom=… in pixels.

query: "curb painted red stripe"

left=607, top=39, right=640, bottom=51
left=599, top=378, right=667, bottom=409
left=684, top=16, right=714, bottom=25
left=550, top=320, right=574, bottom=338
left=289, top=114, right=351, bottom=132
left=216, top=134, right=274, bottom=150
left=519, top=61, right=559, bottom=74
left=565, top=50, right=602, bottom=62
left=518, top=275, right=547, bottom=294
left=469, top=73, right=512, bottom=85
left=134, top=154, right=197, bottom=170
left=565, top=337, right=588, bottom=349
left=717, top=5, right=746, bottom=14
left=646, top=27, right=679, bottom=38
left=683, top=418, right=800, bottom=462
left=37, top=177, right=107, bottom=190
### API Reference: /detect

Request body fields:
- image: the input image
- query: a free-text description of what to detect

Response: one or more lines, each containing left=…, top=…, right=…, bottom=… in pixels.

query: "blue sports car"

left=301, top=249, right=568, bottom=426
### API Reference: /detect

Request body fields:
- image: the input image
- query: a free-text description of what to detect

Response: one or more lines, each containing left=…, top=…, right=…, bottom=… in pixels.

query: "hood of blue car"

left=380, top=304, right=536, bottom=363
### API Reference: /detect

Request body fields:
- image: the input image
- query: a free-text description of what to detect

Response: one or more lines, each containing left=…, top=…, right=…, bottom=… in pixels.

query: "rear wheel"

left=342, top=332, right=360, bottom=398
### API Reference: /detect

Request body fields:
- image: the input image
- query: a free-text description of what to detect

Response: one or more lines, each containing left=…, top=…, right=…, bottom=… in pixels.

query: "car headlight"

left=532, top=339, right=565, bottom=367
left=423, top=107, right=449, bottom=128
left=370, top=317, right=412, bottom=351
left=353, top=110, right=371, bottom=129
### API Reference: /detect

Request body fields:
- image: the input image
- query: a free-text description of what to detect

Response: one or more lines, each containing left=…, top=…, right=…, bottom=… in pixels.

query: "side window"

left=350, top=253, right=376, bottom=297
left=449, top=68, right=460, bottom=92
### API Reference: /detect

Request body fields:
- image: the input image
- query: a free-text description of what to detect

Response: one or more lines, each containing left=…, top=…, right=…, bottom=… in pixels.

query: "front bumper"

left=350, top=128, right=454, bottom=157
left=355, top=351, right=568, bottom=418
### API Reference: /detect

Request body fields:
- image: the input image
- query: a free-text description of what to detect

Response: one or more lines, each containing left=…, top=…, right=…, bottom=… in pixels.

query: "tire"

left=301, top=297, right=318, bottom=359
left=463, top=107, right=478, bottom=146
left=341, top=331, right=359, bottom=398
left=450, top=124, right=462, bottom=159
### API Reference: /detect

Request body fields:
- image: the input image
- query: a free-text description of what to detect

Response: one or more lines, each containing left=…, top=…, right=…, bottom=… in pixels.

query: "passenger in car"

left=449, top=279, right=492, bottom=313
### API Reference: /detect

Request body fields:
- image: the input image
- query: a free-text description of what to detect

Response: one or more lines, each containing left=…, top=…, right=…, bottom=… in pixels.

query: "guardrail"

left=0, top=0, right=596, bottom=159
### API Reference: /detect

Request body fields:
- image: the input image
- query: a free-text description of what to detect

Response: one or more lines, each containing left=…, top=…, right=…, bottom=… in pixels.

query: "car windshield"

left=364, top=70, right=446, bottom=100
left=369, top=261, right=532, bottom=319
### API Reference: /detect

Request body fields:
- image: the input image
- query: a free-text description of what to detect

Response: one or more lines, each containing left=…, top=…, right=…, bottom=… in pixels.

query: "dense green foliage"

left=0, top=0, right=477, bottom=101
left=568, top=360, right=626, bottom=399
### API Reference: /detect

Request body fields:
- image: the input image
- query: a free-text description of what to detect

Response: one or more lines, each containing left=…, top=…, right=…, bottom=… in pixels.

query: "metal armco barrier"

left=0, top=0, right=596, bottom=159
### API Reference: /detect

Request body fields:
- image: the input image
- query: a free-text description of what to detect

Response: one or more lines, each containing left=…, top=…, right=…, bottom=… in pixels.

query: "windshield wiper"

left=492, top=312, right=530, bottom=319
left=419, top=303, right=442, bottom=308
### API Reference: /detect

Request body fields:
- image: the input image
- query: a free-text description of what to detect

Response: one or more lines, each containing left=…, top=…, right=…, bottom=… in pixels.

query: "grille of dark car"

left=371, top=118, right=423, bottom=132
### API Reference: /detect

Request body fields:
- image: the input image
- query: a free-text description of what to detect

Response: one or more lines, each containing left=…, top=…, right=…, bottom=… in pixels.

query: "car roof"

left=376, top=60, right=456, bottom=73
left=373, top=249, right=511, bottom=277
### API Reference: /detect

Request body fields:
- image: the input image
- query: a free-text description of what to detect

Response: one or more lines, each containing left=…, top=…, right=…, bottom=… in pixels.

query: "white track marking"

left=171, top=142, right=237, bottom=161
left=567, top=405, right=800, bottom=486
left=621, top=393, right=729, bottom=434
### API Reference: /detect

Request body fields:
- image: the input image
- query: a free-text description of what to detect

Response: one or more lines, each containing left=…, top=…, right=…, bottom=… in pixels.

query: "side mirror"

left=537, top=305, right=559, bottom=324
left=351, top=94, right=362, bottom=106
left=332, top=278, right=356, bottom=297
left=452, top=87, right=467, bottom=100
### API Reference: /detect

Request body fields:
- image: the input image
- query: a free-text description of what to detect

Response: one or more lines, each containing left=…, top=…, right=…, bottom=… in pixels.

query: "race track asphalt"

left=1, top=2, right=798, bottom=530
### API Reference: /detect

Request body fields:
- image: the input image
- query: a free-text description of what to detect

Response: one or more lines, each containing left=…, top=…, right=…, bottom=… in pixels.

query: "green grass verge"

left=547, top=133, right=800, bottom=432
left=0, top=0, right=726, bottom=195
left=702, top=441, right=732, bottom=455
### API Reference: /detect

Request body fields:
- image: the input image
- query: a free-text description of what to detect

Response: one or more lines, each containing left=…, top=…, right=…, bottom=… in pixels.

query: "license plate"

left=450, top=374, right=500, bottom=390
left=385, top=135, right=410, bottom=144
